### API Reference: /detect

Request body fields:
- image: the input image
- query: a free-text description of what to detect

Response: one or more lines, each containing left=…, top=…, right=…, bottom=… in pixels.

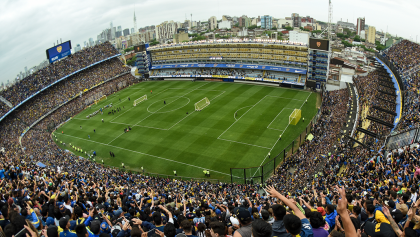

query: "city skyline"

left=1, top=0, right=419, bottom=84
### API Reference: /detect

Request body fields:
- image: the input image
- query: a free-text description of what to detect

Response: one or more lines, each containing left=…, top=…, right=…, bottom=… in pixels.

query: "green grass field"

left=54, top=81, right=318, bottom=181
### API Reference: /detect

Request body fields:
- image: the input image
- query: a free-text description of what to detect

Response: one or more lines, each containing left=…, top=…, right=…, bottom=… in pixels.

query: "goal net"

left=195, top=97, right=210, bottom=111
left=289, top=109, right=301, bottom=125
left=133, top=95, right=147, bottom=106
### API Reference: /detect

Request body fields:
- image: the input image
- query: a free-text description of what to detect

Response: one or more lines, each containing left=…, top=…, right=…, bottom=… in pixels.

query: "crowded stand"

left=0, top=42, right=119, bottom=118
left=381, top=40, right=420, bottom=132
left=382, top=40, right=420, bottom=73
left=353, top=69, right=396, bottom=147
left=2, top=42, right=420, bottom=237
left=152, top=69, right=300, bottom=82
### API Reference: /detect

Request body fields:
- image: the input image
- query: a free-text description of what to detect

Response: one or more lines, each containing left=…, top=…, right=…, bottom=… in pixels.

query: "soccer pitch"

left=54, top=81, right=318, bottom=181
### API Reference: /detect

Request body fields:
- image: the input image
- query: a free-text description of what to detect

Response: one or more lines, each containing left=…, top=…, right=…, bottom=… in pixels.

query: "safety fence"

left=230, top=109, right=322, bottom=184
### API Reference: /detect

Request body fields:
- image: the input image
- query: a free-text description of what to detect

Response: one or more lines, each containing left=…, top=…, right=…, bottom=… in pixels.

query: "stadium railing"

left=385, top=128, right=419, bottom=150
left=102, top=164, right=221, bottom=183
left=230, top=109, right=322, bottom=184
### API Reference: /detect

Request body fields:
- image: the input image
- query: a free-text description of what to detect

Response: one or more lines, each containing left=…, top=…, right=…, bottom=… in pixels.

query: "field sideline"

left=54, top=81, right=318, bottom=181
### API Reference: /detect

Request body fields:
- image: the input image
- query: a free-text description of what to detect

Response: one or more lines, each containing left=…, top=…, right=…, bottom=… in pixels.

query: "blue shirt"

left=60, top=230, right=78, bottom=237
left=300, top=218, right=314, bottom=237
left=0, top=169, right=4, bottom=179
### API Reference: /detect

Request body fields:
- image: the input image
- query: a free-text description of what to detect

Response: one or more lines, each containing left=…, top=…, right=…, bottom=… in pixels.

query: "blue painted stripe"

left=373, top=56, right=402, bottom=132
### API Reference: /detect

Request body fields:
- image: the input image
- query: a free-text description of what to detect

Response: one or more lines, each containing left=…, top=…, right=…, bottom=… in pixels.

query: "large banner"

left=151, top=63, right=307, bottom=75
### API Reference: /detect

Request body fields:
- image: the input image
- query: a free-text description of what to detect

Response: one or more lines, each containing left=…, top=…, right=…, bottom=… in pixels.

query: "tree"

left=341, top=40, right=353, bottom=47
left=248, top=25, right=258, bottom=30
left=336, top=33, right=346, bottom=39
left=272, top=27, right=277, bottom=30
left=234, top=23, right=239, bottom=27
left=126, top=56, right=136, bottom=66
left=285, top=26, right=293, bottom=31
left=354, top=35, right=361, bottom=42
left=124, top=47, right=134, bottom=53
left=192, top=35, right=206, bottom=41
left=149, top=39, right=159, bottom=46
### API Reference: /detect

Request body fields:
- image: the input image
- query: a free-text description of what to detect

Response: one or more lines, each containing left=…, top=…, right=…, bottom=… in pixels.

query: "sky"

left=0, top=0, right=419, bottom=85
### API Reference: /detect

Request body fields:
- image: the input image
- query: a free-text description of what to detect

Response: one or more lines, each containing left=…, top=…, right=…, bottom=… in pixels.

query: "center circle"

left=147, top=96, right=190, bottom=113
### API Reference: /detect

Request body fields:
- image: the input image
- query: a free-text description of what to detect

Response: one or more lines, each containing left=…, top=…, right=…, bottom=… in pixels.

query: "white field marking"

left=218, top=95, right=269, bottom=139
left=233, top=106, right=252, bottom=121
left=163, top=90, right=225, bottom=130
left=266, top=95, right=306, bottom=101
left=167, top=111, right=195, bottom=130
left=110, top=88, right=170, bottom=122
left=72, top=118, right=91, bottom=121
left=107, top=132, right=125, bottom=145
left=113, top=89, right=144, bottom=106
left=58, top=133, right=236, bottom=177
left=218, top=138, right=271, bottom=150
left=133, top=82, right=209, bottom=126
left=267, top=108, right=294, bottom=130
left=252, top=92, right=313, bottom=177
left=78, top=87, right=143, bottom=118
left=146, top=97, right=190, bottom=113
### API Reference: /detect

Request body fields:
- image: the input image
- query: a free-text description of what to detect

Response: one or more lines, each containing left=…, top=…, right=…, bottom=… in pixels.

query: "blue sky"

left=0, top=0, right=419, bottom=84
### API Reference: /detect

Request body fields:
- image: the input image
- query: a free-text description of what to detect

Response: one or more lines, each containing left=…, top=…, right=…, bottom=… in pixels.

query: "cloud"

left=0, top=0, right=418, bottom=84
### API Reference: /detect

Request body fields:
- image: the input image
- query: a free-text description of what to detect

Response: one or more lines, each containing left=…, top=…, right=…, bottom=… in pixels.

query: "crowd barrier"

left=230, top=108, right=322, bottom=184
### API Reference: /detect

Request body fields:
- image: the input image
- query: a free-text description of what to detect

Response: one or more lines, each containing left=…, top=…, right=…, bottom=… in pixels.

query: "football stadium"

left=1, top=3, right=420, bottom=237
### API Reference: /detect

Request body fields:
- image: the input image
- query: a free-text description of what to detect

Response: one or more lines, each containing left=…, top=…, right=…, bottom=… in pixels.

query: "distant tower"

left=134, top=10, right=137, bottom=33
left=328, top=0, right=332, bottom=40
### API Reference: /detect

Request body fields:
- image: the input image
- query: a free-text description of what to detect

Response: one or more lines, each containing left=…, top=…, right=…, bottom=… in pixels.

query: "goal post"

left=133, top=95, right=147, bottom=106
left=289, top=109, right=301, bottom=125
left=195, top=97, right=210, bottom=111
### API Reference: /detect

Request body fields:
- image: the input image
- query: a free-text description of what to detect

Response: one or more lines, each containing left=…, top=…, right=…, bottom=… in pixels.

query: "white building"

left=289, top=31, right=309, bottom=44
left=155, top=21, right=178, bottom=41
left=218, top=20, right=232, bottom=29
left=208, top=16, right=217, bottom=30
left=277, top=18, right=293, bottom=28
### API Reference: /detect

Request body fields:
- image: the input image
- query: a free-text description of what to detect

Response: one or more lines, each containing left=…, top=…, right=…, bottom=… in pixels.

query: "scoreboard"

left=134, top=44, right=146, bottom=53
left=46, top=41, right=72, bottom=63
left=309, top=38, right=329, bottom=51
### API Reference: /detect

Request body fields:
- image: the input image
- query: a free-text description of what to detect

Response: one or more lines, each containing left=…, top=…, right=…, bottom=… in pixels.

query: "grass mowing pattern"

left=54, top=81, right=317, bottom=181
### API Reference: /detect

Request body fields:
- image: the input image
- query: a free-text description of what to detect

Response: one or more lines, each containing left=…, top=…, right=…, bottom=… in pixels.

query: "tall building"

left=134, top=11, right=137, bottom=33
left=155, top=21, right=178, bottom=41
left=239, top=15, right=251, bottom=28
left=89, top=38, right=94, bottom=47
left=123, top=28, right=130, bottom=36
left=260, top=15, right=273, bottom=29
left=173, top=29, right=189, bottom=43
left=292, top=13, right=301, bottom=27
left=367, top=26, right=376, bottom=44
left=356, top=17, right=365, bottom=36
left=131, top=28, right=135, bottom=34
left=117, top=26, right=122, bottom=32
left=74, top=44, right=82, bottom=52
left=208, top=16, right=217, bottom=30
left=116, top=31, right=122, bottom=38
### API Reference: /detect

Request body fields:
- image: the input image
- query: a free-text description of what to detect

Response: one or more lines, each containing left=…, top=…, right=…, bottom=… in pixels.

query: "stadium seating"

left=381, top=40, right=420, bottom=132
left=1, top=39, right=420, bottom=237
left=0, top=42, right=119, bottom=118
